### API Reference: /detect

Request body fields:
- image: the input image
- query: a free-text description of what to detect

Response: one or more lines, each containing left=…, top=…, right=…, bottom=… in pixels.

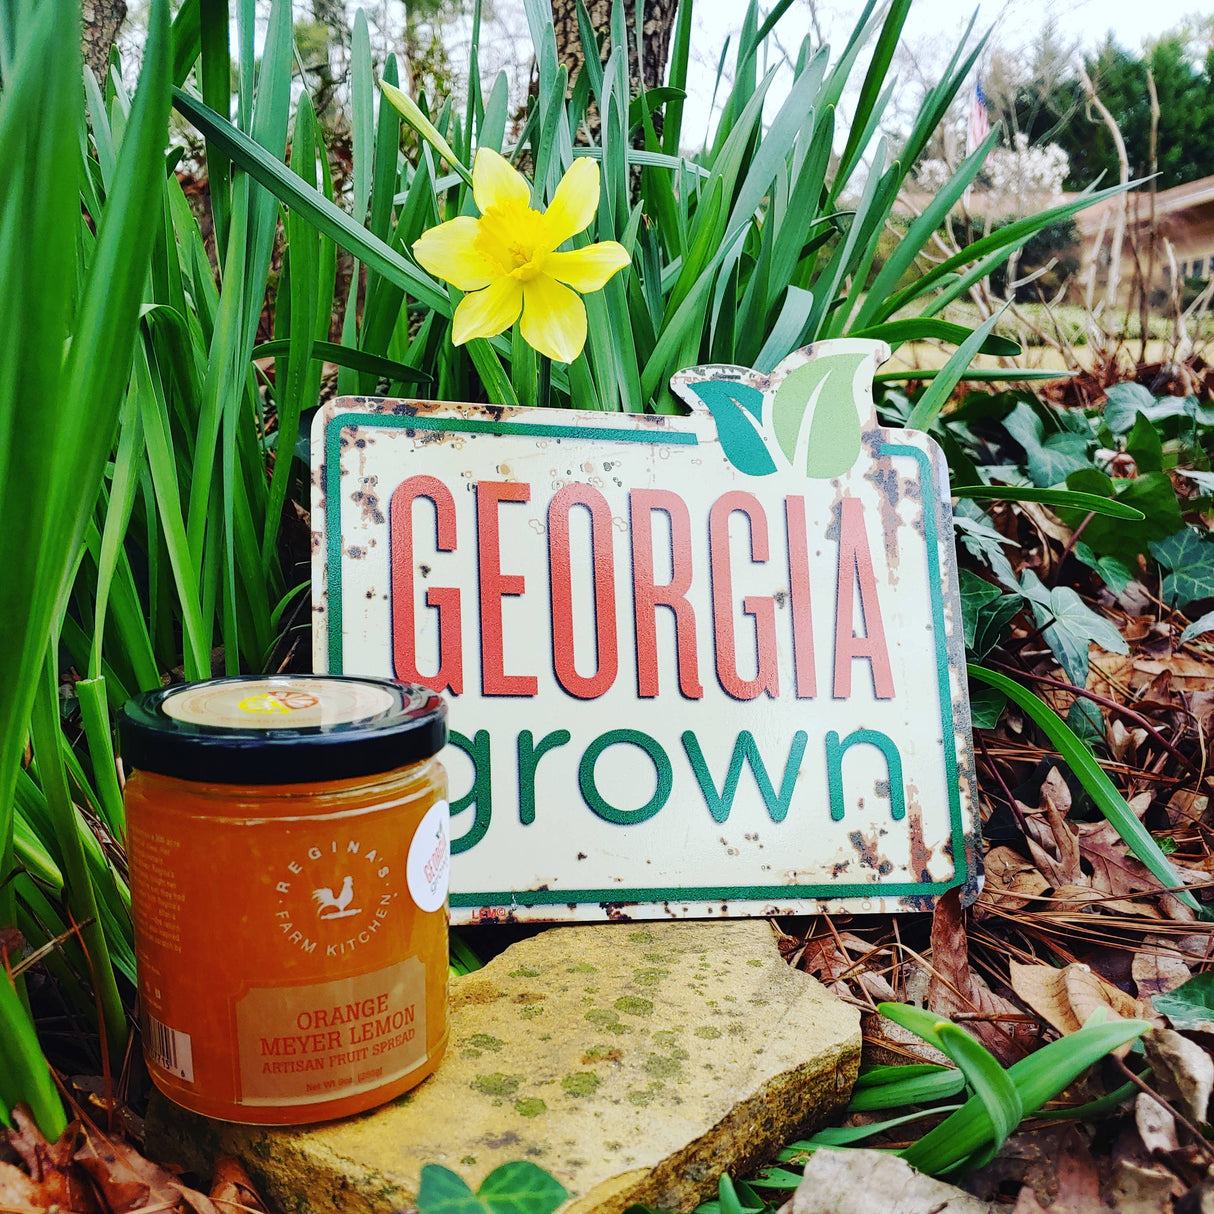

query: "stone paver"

left=146, top=920, right=860, bottom=1214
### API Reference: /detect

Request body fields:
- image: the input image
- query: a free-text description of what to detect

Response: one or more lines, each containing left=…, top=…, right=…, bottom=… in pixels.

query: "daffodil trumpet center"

left=475, top=202, right=551, bottom=283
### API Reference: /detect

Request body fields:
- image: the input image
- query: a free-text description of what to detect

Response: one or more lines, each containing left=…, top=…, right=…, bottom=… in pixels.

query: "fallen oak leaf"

left=1009, top=961, right=1153, bottom=1046
left=927, top=887, right=1031, bottom=1064
left=978, top=846, right=1050, bottom=913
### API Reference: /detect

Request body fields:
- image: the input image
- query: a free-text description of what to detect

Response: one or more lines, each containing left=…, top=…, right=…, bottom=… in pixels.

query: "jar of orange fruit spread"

left=120, top=675, right=449, bottom=1125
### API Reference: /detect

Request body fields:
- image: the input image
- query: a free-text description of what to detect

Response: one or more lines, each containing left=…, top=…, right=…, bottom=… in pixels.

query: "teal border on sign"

left=323, top=413, right=969, bottom=907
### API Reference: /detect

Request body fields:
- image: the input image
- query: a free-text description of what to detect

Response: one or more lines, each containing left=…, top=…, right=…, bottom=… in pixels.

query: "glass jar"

left=120, top=676, right=449, bottom=1125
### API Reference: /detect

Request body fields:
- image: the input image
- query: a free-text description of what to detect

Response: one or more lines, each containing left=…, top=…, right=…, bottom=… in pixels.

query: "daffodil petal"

left=520, top=275, right=587, bottom=363
left=413, top=216, right=495, bottom=290
left=472, top=147, right=531, bottom=215
left=452, top=277, right=523, bottom=345
left=546, top=241, right=631, bottom=292
left=542, top=156, right=600, bottom=248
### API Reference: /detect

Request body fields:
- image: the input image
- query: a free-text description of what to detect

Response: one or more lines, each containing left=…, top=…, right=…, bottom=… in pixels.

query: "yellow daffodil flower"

left=413, top=148, right=631, bottom=364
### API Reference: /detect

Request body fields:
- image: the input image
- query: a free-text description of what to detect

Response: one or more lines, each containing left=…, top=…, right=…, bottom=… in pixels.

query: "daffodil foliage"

left=171, top=0, right=1125, bottom=413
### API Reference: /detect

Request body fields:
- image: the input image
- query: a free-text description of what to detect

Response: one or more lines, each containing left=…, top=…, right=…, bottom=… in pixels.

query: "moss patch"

left=561, top=1072, right=602, bottom=1097
left=472, top=1073, right=522, bottom=1097
left=466, top=1034, right=504, bottom=1052
left=633, top=968, right=669, bottom=987
left=614, top=996, right=654, bottom=1017
left=586, top=1008, right=632, bottom=1034
left=645, top=1054, right=684, bottom=1080
left=514, top=1098, right=548, bottom=1118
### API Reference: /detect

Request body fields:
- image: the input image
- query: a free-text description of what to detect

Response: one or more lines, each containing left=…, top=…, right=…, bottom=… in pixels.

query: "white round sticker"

left=406, top=800, right=450, bottom=914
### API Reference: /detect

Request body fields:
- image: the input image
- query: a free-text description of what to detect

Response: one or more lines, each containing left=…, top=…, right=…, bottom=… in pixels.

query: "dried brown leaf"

left=1134, top=657, right=1214, bottom=691
left=1134, top=937, right=1194, bottom=999
left=1079, top=821, right=1162, bottom=899
left=0, top=1161, right=51, bottom=1213
left=1145, top=1028, right=1214, bottom=1125
left=800, top=936, right=854, bottom=996
left=74, top=1121, right=218, bottom=1214
left=2, top=1111, right=94, bottom=1213
left=1165, top=790, right=1210, bottom=830
left=979, top=846, right=1051, bottom=912
left=209, top=1157, right=268, bottom=1214
left=1108, top=719, right=1149, bottom=765
left=1135, top=1090, right=1180, bottom=1155
left=927, top=888, right=1028, bottom=1064
left=1106, top=1157, right=1181, bottom=1214
left=1009, top=961, right=1149, bottom=1041
left=992, top=1125, right=1109, bottom=1214
left=1089, top=653, right=1136, bottom=703
left=1024, top=770, right=1082, bottom=888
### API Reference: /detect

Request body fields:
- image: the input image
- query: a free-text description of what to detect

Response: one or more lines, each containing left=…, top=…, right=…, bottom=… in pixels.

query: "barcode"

left=145, top=1014, right=195, bottom=1083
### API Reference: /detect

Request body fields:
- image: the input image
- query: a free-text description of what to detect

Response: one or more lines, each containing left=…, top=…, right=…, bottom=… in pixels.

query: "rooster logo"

left=311, top=875, right=361, bottom=920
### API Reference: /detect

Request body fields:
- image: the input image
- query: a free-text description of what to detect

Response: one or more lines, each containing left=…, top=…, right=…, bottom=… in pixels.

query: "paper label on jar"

left=234, top=958, right=427, bottom=1105
left=406, top=800, right=450, bottom=914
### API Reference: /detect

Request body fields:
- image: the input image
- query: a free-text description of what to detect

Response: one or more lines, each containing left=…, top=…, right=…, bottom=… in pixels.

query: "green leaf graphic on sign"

left=679, top=379, right=776, bottom=476
left=771, top=352, right=868, bottom=479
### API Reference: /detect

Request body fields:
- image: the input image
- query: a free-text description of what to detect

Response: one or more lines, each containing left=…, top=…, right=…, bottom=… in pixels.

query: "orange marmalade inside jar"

left=120, top=676, right=449, bottom=1125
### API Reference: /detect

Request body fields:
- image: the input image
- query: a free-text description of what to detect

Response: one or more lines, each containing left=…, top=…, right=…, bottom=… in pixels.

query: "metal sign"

left=312, top=339, right=981, bottom=922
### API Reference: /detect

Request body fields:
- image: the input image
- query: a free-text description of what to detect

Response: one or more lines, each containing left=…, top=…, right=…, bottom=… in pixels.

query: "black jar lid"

left=119, top=676, right=447, bottom=785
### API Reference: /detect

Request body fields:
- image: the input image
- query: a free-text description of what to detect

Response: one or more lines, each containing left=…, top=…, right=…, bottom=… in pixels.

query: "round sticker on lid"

left=162, top=678, right=396, bottom=730
left=406, top=800, right=450, bottom=914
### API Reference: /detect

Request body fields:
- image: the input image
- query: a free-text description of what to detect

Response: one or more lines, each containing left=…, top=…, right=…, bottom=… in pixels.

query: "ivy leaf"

left=418, top=1167, right=483, bottom=1214
left=1151, top=528, right=1214, bottom=609
left=1180, top=610, right=1214, bottom=645
left=959, top=570, right=1021, bottom=658
left=1020, top=570, right=1129, bottom=685
left=974, top=594, right=1022, bottom=660
left=969, top=684, right=1007, bottom=729
left=678, top=379, right=776, bottom=477
left=1154, top=972, right=1214, bottom=1033
left=1072, top=541, right=1135, bottom=595
left=1125, top=411, right=1163, bottom=473
left=1102, top=382, right=1156, bottom=434
left=1002, top=402, right=1091, bottom=487
left=954, top=502, right=1019, bottom=591
left=478, top=1164, right=569, bottom=1214
left=770, top=350, right=868, bottom=479
left=1062, top=468, right=1182, bottom=568
left=418, top=1164, right=569, bottom=1214
left=959, top=569, right=1002, bottom=650
left=1067, top=698, right=1107, bottom=750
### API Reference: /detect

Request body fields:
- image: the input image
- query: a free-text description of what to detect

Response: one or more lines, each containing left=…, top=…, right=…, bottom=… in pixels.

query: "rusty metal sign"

left=311, top=339, right=981, bottom=922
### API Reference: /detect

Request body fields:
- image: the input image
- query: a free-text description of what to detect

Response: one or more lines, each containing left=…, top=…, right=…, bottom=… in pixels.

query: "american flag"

left=967, top=79, right=990, bottom=158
